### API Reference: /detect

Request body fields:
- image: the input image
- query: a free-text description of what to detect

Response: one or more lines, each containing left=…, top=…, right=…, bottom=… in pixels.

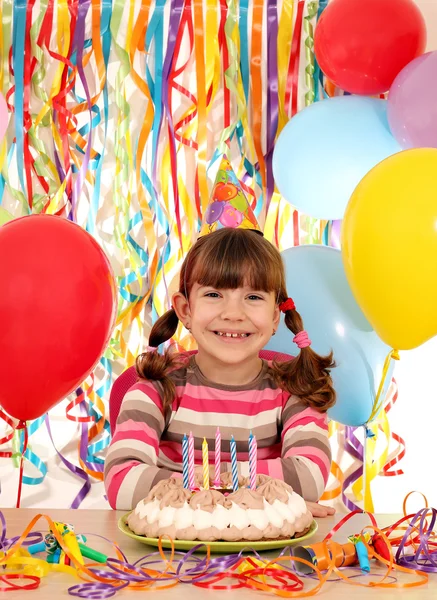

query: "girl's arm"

left=237, top=396, right=331, bottom=502
left=104, top=381, right=179, bottom=510
left=263, top=395, right=331, bottom=501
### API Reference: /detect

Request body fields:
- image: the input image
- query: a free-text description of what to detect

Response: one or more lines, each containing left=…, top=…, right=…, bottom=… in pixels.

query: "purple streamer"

left=157, top=0, right=185, bottom=239
left=70, top=0, right=93, bottom=220
left=53, top=132, right=67, bottom=190
left=0, top=510, right=42, bottom=553
left=2, top=506, right=436, bottom=598
left=330, top=220, right=342, bottom=249
left=45, top=413, right=91, bottom=509
left=153, top=0, right=185, bottom=302
left=344, top=426, right=364, bottom=462
left=79, top=398, right=104, bottom=473
left=159, top=0, right=185, bottom=157
left=68, top=582, right=127, bottom=598
left=265, top=0, right=279, bottom=214
left=342, top=426, right=364, bottom=511
left=395, top=508, right=437, bottom=572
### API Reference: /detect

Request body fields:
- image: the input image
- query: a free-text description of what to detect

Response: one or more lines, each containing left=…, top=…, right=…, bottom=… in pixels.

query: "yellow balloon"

left=342, top=148, right=437, bottom=351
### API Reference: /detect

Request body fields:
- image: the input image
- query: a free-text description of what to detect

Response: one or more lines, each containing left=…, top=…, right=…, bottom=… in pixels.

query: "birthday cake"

left=126, top=473, right=313, bottom=542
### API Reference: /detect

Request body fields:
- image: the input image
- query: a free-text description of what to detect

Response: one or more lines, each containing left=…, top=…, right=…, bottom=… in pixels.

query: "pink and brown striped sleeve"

left=255, top=395, right=331, bottom=501
left=104, top=381, right=178, bottom=510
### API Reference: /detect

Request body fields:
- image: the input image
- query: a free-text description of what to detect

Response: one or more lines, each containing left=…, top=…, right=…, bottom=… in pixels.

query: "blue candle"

left=182, top=434, right=189, bottom=489
left=230, top=435, right=239, bottom=491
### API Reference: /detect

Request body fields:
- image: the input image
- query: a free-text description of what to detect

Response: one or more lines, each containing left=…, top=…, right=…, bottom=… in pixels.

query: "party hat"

left=200, top=156, right=262, bottom=235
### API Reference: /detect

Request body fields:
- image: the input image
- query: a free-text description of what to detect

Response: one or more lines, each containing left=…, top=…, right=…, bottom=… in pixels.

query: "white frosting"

left=136, top=498, right=161, bottom=523
left=291, top=490, right=307, bottom=515
left=263, top=498, right=284, bottom=528
left=193, top=507, right=214, bottom=529
left=135, top=490, right=309, bottom=533
left=174, top=503, right=194, bottom=530
left=229, top=502, right=251, bottom=530
left=158, top=506, right=177, bottom=528
left=246, top=507, right=269, bottom=530
left=214, top=504, right=232, bottom=530
left=128, top=479, right=315, bottom=543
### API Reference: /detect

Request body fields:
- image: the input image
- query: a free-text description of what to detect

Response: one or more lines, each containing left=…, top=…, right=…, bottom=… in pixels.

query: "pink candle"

left=188, top=431, right=195, bottom=489
left=214, top=427, right=221, bottom=486
left=249, top=432, right=257, bottom=490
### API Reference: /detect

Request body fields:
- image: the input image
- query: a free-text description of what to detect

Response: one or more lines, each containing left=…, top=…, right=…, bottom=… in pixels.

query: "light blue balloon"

left=265, top=245, right=394, bottom=426
left=273, top=97, right=401, bottom=220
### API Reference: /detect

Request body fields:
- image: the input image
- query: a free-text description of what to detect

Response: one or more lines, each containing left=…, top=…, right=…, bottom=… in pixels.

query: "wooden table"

left=1, top=509, right=434, bottom=598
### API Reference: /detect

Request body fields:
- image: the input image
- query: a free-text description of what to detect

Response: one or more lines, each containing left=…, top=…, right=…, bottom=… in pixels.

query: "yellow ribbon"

left=347, top=349, right=400, bottom=511
left=367, top=349, right=400, bottom=424
left=351, top=411, right=392, bottom=512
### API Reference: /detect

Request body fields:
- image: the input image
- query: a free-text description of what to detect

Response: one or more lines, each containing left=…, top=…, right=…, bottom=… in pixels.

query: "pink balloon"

left=219, top=203, right=244, bottom=228
left=388, top=52, right=437, bottom=149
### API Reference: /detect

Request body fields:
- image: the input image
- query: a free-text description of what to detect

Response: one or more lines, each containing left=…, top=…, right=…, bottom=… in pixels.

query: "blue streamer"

left=12, top=0, right=27, bottom=197
left=87, top=0, right=113, bottom=233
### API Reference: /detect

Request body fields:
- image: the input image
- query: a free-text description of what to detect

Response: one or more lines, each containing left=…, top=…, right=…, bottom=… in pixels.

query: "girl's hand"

left=305, top=501, right=336, bottom=518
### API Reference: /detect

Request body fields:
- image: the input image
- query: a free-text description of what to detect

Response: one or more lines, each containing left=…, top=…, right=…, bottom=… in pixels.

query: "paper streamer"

left=321, top=378, right=406, bottom=512
left=0, top=505, right=434, bottom=597
left=0, top=0, right=405, bottom=508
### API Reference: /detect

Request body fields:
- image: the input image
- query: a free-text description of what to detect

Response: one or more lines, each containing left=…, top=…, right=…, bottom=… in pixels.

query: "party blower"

left=292, top=534, right=374, bottom=573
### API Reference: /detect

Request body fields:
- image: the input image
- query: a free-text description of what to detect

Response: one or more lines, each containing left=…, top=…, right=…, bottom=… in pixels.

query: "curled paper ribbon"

left=321, top=378, right=405, bottom=512
left=1, top=0, right=408, bottom=513
left=0, top=504, right=434, bottom=598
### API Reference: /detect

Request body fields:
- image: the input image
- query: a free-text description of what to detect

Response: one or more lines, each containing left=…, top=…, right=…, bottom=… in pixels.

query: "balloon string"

left=15, top=422, right=28, bottom=509
left=367, top=349, right=400, bottom=424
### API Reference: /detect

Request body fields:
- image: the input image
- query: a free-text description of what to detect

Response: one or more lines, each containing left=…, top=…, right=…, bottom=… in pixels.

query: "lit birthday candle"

left=182, top=434, right=189, bottom=489
left=188, top=432, right=195, bottom=489
left=214, top=427, right=221, bottom=486
left=230, top=435, right=238, bottom=491
left=249, top=431, right=257, bottom=490
left=202, top=437, right=210, bottom=490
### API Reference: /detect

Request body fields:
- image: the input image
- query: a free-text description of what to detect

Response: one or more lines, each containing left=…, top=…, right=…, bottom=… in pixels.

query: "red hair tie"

left=279, top=298, right=295, bottom=313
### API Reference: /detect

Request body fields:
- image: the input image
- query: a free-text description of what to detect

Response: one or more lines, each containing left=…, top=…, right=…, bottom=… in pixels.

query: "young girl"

left=104, top=228, right=336, bottom=517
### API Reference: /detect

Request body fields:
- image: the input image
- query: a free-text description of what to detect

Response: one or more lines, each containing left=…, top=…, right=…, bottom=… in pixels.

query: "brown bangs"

left=187, top=229, right=284, bottom=293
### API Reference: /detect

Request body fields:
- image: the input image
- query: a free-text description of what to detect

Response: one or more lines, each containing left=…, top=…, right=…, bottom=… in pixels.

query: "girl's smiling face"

left=171, top=228, right=288, bottom=383
left=173, top=283, right=280, bottom=383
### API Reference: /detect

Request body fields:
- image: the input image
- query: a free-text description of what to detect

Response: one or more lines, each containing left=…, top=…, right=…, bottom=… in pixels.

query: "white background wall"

left=0, top=0, right=436, bottom=512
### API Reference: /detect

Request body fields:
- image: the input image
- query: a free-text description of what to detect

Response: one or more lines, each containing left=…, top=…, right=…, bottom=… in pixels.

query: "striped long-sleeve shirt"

left=104, top=354, right=331, bottom=510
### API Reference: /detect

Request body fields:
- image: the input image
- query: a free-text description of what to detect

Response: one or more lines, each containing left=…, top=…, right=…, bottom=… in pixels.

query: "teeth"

left=216, top=332, right=249, bottom=338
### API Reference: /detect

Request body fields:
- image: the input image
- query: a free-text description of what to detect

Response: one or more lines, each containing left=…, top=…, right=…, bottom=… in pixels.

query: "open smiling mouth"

left=213, top=331, right=251, bottom=339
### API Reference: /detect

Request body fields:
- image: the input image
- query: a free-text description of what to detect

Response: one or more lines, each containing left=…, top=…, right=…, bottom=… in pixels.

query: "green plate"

left=118, top=513, right=318, bottom=553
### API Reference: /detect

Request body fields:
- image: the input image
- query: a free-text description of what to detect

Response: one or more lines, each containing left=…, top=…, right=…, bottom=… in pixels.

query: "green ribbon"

left=303, top=1, right=318, bottom=107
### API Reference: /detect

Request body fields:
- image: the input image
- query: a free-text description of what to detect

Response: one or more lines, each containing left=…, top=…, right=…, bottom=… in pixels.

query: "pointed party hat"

left=200, top=156, right=262, bottom=236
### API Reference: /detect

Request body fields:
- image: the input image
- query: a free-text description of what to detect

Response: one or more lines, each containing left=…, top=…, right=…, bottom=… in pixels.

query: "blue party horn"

left=28, top=534, right=87, bottom=555
left=355, top=540, right=370, bottom=573
left=27, top=541, right=46, bottom=555
left=46, top=548, right=61, bottom=564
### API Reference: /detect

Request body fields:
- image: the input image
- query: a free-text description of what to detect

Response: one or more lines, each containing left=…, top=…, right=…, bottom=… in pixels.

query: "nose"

left=220, top=296, right=245, bottom=320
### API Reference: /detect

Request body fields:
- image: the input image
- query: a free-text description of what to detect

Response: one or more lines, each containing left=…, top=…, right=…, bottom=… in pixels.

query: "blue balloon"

left=273, top=97, right=401, bottom=220
left=265, top=245, right=394, bottom=426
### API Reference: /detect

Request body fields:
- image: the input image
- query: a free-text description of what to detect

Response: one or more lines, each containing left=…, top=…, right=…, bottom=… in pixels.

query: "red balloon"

left=314, top=0, right=426, bottom=95
left=0, top=215, right=117, bottom=421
